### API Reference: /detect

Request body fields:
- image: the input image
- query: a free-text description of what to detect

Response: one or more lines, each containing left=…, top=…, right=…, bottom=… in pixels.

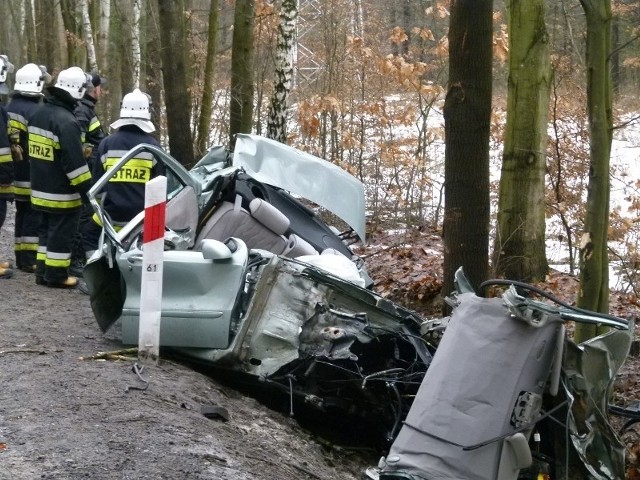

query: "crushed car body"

left=85, top=135, right=633, bottom=474
left=84, top=135, right=432, bottom=444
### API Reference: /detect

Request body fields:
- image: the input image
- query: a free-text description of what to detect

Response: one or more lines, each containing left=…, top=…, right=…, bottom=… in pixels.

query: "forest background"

left=1, top=1, right=640, bottom=331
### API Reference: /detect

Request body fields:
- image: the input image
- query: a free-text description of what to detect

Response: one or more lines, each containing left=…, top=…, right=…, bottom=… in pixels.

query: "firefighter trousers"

left=15, top=200, right=40, bottom=269
left=0, top=198, right=6, bottom=231
left=36, top=210, right=81, bottom=284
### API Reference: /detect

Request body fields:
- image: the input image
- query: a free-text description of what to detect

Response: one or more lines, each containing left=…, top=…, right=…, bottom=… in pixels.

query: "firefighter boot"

left=0, top=266, right=14, bottom=279
left=47, top=276, right=79, bottom=289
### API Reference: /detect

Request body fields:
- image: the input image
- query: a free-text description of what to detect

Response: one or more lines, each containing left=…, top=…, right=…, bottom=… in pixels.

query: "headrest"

left=249, top=198, right=290, bottom=235
left=287, top=234, right=317, bottom=257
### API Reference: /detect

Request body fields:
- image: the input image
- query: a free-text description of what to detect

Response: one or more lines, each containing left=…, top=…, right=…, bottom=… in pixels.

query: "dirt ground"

left=0, top=204, right=375, bottom=480
left=4, top=205, right=640, bottom=479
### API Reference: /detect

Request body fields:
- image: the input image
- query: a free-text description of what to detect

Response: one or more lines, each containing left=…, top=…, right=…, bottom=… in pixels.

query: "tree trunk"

left=36, top=0, right=60, bottom=71
left=26, top=1, right=37, bottom=62
left=132, top=0, right=142, bottom=88
left=495, top=0, right=551, bottom=282
left=96, top=0, right=110, bottom=68
left=60, top=0, right=85, bottom=66
left=229, top=0, right=256, bottom=149
left=266, top=0, right=297, bottom=144
left=575, top=0, right=613, bottom=343
left=442, top=0, right=493, bottom=302
left=195, top=0, right=219, bottom=158
left=107, top=0, right=124, bottom=125
left=80, top=0, right=98, bottom=71
left=145, top=0, right=165, bottom=141
left=157, top=0, right=194, bottom=166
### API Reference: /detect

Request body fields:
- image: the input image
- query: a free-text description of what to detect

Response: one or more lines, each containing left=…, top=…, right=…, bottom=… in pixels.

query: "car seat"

left=195, top=196, right=294, bottom=255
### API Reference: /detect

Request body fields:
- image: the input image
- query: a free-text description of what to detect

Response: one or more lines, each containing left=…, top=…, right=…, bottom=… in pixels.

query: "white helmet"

left=120, top=88, right=152, bottom=120
left=55, top=66, right=88, bottom=100
left=14, top=63, right=50, bottom=96
left=110, top=88, right=155, bottom=133
left=0, top=55, right=14, bottom=83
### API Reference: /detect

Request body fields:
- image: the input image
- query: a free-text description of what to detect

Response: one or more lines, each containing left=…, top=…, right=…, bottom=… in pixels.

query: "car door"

left=86, top=144, right=201, bottom=333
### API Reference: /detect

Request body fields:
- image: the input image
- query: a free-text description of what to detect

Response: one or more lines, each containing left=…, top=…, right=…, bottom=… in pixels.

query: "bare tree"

left=80, top=0, right=98, bottom=71
left=495, top=0, right=551, bottom=282
left=442, top=0, right=493, bottom=301
left=266, top=0, right=297, bottom=143
left=96, top=0, right=110, bottom=68
left=36, top=0, right=60, bottom=71
left=229, top=0, right=256, bottom=149
left=60, top=0, right=85, bottom=66
left=575, top=0, right=614, bottom=342
left=157, top=0, right=194, bottom=166
left=132, top=0, right=142, bottom=87
left=195, top=0, right=219, bottom=158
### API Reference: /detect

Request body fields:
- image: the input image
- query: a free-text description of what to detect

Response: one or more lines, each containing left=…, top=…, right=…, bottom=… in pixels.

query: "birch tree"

left=575, top=0, right=614, bottom=343
left=80, top=0, right=98, bottom=71
left=132, top=0, right=142, bottom=88
left=442, top=0, right=493, bottom=300
left=266, top=0, right=297, bottom=144
left=495, top=0, right=551, bottom=282
left=96, top=0, right=110, bottom=68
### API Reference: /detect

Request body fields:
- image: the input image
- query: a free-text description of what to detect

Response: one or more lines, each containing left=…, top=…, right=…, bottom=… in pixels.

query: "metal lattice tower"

left=294, top=0, right=324, bottom=87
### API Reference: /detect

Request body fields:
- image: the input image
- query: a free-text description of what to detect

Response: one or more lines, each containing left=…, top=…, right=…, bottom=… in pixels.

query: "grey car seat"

left=195, top=196, right=319, bottom=258
left=377, top=291, right=564, bottom=480
left=195, top=196, right=293, bottom=254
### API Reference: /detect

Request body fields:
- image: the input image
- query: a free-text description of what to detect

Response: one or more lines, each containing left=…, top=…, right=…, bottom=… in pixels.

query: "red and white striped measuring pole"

left=138, top=175, right=167, bottom=364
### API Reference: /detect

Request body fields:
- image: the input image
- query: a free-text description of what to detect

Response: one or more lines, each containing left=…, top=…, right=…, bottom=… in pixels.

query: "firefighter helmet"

left=110, top=88, right=155, bottom=133
left=0, top=55, right=14, bottom=83
left=55, top=66, right=88, bottom=100
left=120, top=88, right=152, bottom=120
left=14, top=63, right=51, bottom=96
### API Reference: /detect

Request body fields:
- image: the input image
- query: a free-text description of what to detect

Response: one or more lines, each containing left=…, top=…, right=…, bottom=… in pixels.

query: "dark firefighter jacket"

left=6, top=93, right=42, bottom=202
left=93, top=125, right=164, bottom=224
left=74, top=95, right=106, bottom=146
left=28, top=86, right=92, bottom=213
left=74, top=95, right=106, bottom=167
left=0, top=104, right=13, bottom=200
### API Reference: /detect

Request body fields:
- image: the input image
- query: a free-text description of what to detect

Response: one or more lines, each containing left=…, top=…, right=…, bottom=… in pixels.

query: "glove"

left=83, top=143, right=93, bottom=159
left=9, top=131, right=22, bottom=161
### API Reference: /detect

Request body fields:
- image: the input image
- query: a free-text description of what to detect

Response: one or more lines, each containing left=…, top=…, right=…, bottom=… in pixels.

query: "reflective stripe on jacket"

left=6, top=94, right=42, bottom=202
left=28, top=87, right=92, bottom=213
left=93, top=125, right=163, bottom=223
left=74, top=96, right=106, bottom=147
left=0, top=104, right=13, bottom=199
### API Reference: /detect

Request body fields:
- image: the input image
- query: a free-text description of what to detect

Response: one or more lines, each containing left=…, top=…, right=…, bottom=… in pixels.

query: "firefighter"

left=6, top=63, right=51, bottom=273
left=71, top=72, right=107, bottom=276
left=0, top=54, right=15, bottom=279
left=74, top=72, right=107, bottom=166
left=82, top=88, right=164, bottom=257
left=29, top=66, right=92, bottom=288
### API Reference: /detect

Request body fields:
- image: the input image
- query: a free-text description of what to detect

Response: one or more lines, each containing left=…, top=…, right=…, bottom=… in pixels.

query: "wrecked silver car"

left=85, top=134, right=433, bottom=444
left=84, top=134, right=633, bottom=474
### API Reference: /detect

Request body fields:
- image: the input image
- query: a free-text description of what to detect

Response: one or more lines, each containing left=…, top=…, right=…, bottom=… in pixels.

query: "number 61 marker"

left=138, top=175, right=167, bottom=364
